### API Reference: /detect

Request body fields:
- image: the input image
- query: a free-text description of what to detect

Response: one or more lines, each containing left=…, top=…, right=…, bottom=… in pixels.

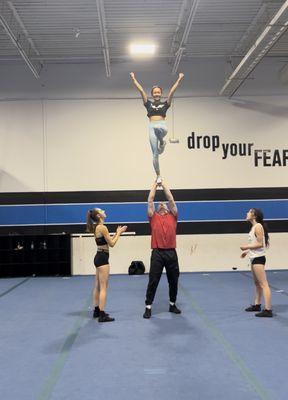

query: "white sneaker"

left=158, top=140, right=166, bottom=154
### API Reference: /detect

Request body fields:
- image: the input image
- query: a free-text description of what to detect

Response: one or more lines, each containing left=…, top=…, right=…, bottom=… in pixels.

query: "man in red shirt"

left=143, top=179, right=181, bottom=319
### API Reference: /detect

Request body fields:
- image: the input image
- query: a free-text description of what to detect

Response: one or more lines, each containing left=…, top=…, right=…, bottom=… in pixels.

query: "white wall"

left=171, top=96, right=288, bottom=188
left=71, top=233, right=288, bottom=275
left=0, top=101, right=45, bottom=192
left=1, top=95, right=288, bottom=192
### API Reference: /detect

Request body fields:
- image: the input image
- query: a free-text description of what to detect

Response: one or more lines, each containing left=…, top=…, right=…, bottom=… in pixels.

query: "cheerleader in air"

left=130, top=72, right=184, bottom=183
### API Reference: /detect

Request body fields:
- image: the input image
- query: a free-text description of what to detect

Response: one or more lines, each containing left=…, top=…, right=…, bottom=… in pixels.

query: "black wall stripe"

left=0, top=187, right=288, bottom=205
left=0, top=220, right=287, bottom=236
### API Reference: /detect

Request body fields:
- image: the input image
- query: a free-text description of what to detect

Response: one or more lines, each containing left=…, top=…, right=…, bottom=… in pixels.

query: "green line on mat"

left=37, top=294, right=91, bottom=400
left=179, top=283, right=273, bottom=400
left=0, top=277, right=30, bottom=298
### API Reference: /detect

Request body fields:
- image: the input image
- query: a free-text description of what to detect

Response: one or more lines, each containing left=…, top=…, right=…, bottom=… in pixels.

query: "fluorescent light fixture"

left=129, top=43, right=156, bottom=55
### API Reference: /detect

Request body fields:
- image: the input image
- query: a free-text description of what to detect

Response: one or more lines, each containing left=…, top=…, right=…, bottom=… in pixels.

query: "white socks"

left=146, top=303, right=174, bottom=309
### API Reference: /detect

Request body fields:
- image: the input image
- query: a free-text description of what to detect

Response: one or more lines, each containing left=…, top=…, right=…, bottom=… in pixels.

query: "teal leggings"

left=149, top=120, right=168, bottom=175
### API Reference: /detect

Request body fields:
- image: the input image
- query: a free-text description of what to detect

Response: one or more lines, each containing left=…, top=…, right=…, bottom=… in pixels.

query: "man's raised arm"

left=148, top=181, right=158, bottom=217
left=161, top=180, right=177, bottom=216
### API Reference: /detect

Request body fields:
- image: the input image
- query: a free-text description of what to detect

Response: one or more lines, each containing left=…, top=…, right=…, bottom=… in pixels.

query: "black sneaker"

left=255, top=309, right=273, bottom=318
left=143, top=307, right=151, bottom=319
left=169, top=304, right=181, bottom=314
left=245, top=304, right=261, bottom=312
left=94, top=307, right=110, bottom=319
left=98, top=312, right=115, bottom=323
left=93, top=307, right=100, bottom=318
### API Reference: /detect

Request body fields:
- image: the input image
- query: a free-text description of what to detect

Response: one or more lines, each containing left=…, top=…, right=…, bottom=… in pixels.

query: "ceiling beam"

left=171, top=0, right=200, bottom=74
left=0, top=1, right=42, bottom=79
left=220, top=0, right=288, bottom=97
left=233, top=3, right=268, bottom=56
left=169, top=0, right=188, bottom=62
left=0, top=15, right=40, bottom=79
left=96, top=0, right=111, bottom=77
left=7, top=1, right=41, bottom=58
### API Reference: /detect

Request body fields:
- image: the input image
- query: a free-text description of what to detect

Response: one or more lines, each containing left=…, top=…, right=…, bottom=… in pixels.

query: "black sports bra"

left=144, top=100, right=170, bottom=118
left=95, top=236, right=108, bottom=246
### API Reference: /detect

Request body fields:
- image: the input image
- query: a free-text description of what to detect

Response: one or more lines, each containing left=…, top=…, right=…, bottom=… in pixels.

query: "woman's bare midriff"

left=149, top=116, right=165, bottom=121
left=96, top=244, right=109, bottom=252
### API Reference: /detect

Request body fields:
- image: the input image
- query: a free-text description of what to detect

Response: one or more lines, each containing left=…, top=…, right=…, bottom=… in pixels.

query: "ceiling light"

left=129, top=43, right=156, bottom=55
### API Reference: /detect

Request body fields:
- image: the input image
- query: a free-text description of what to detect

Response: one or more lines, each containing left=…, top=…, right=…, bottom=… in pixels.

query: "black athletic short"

left=251, top=256, right=266, bottom=265
left=94, top=250, right=109, bottom=268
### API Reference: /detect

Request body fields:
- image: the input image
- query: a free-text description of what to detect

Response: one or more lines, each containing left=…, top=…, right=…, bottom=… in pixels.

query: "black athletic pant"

left=145, top=249, right=180, bottom=306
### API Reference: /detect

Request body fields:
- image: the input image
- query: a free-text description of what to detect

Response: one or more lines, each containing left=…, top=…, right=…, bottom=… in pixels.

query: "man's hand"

left=156, top=177, right=162, bottom=188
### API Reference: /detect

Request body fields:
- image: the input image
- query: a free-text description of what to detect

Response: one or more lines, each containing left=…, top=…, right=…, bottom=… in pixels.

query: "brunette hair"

left=251, top=208, right=269, bottom=247
left=151, top=85, right=163, bottom=96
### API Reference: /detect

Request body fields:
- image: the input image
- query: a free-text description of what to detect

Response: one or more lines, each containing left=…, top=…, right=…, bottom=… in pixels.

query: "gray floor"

left=1, top=271, right=287, bottom=400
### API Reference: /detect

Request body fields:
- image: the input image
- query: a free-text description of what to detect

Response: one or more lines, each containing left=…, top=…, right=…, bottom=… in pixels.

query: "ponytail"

left=86, top=208, right=102, bottom=233
left=86, top=210, right=94, bottom=233
left=263, top=222, right=270, bottom=247
left=252, top=208, right=269, bottom=247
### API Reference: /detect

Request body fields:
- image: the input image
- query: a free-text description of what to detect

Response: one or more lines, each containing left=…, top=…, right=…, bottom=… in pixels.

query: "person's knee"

left=168, top=265, right=179, bottom=277
left=149, top=275, right=161, bottom=284
left=99, top=280, right=108, bottom=290
left=167, top=272, right=179, bottom=281
left=259, top=280, right=268, bottom=289
left=149, top=274, right=161, bottom=285
left=101, top=280, right=108, bottom=289
left=155, top=127, right=167, bottom=137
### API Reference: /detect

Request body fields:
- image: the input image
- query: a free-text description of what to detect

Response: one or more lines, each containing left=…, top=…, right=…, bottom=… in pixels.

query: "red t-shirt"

left=149, top=212, right=177, bottom=249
